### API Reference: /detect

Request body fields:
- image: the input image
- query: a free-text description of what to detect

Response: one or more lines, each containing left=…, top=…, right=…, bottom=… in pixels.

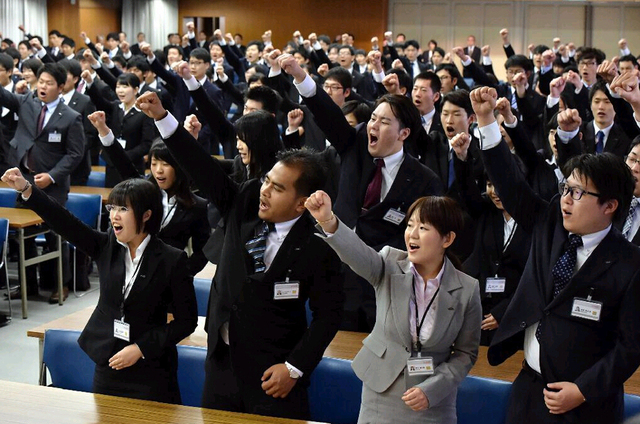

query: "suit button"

left=232, top=305, right=237, bottom=311
left=405, top=346, right=409, bottom=352
left=520, top=321, right=527, bottom=328
left=545, top=311, right=550, bottom=316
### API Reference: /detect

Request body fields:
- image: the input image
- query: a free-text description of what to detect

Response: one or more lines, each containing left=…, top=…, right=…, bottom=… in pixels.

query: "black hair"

left=373, top=94, right=422, bottom=150
left=22, top=57, right=43, bottom=75
left=629, top=135, right=640, bottom=154
left=127, top=56, right=151, bottom=74
left=275, top=149, right=328, bottom=197
left=166, top=45, right=185, bottom=59
left=435, top=64, right=470, bottom=91
left=432, top=47, right=445, bottom=57
left=341, top=100, right=372, bottom=124
left=414, top=71, right=442, bottom=94
left=49, top=30, right=62, bottom=38
left=338, top=45, right=355, bottom=56
left=106, top=32, right=119, bottom=42
left=246, top=40, right=264, bottom=52
left=562, top=153, right=634, bottom=223
left=552, top=56, right=570, bottom=71
left=294, top=48, right=309, bottom=61
left=112, top=55, right=126, bottom=69
left=2, top=38, right=14, bottom=47
left=247, top=72, right=268, bottom=86
left=116, top=73, right=140, bottom=89
left=619, top=55, right=639, bottom=69
left=589, top=79, right=615, bottom=105
left=325, top=66, right=353, bottom=90
left=57, top=58, right=82, bottom=80
left=3, top=47, right=19, bottom=62
left=404, top=40, right=420, bottom=50
left=533, top=45, right=549, bottom=55
left=245, top=86, right=281, bottom=115
left=354, top=49, right=366, bottom=57
left=318, top=35, right=331, bottom=45
left=504, top=54, right=533, bottom=73
left=107, top=178, right=163, bottom=235
left=0, top=53, right=13, bottom=72
left=579, top=48, right=606, bottom=65
left=30, top=35, right=44, bottom=46
left=441, top=89, right=474, bottom=117
left=37, top=63, right=66, bottom=86
left=18, top=40, right=30, bottom=52
left=190, top=47, right=211, bottom=63
left=235, top=110, right=283, bottom=180
left=247, top=63, right=269, bottom=76
left=148, top=139, right=195, bottom=208
left=75, top=48, right=98, bottom=62
left=387, top=68, right=413, bottom=93
left=428, top=40, right=438, bottom=47
left=61, top=37, right=75, bottom=49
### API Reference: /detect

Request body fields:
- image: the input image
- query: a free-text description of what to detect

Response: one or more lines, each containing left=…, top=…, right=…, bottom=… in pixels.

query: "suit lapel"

left=358, top=156, right=377, bottom=206
left=125, top=237, right=163, bottom=303
left=424, top=258, right=460, bottom=348
left=42, top=102, right=64, bottom=133
left=264, top=214, right=310, bottom=280
left=545, top=222, right=568, bottom=303
left=392, top=259, right=413, bottom=345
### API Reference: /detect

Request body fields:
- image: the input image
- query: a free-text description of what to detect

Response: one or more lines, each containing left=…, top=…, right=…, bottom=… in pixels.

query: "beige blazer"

left=321, top=220, right=482, bottom=410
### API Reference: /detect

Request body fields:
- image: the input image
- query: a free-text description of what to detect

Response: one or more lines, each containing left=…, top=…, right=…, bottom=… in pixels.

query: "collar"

left=422, top=108, right=436, bottom=124
left=410, top=259, right=445, bottom=288
left=572, top=224, right=611, bottom=253
left=272, top=215, right=302, bottom=240
left=116, top=233, right=152, bottom=260
left=161, top=189, right=176, bottom=205
left=3, top=79, right=14, bottom=92
left=138, top=81, right=146, bottom=91
left=66, top=53, right=75, bottom=60
left=593, top=120, right=614, bottom=137
left=119, top=102, right=139, bottom=114
left=60, top=90, right=74, bottom=105
left=42, top=96, right=60, bottom=111
left=148, top=80, right=157, bottom=89
left=198, top=75, right=208, bottom=86
left=379, top=148, right=404, bottom=171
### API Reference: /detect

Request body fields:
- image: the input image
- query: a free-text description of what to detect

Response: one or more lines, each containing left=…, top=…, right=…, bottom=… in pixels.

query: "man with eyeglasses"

left=470, top=85, right=640, bottom=424
left=622, top=139, right=640, bottom=245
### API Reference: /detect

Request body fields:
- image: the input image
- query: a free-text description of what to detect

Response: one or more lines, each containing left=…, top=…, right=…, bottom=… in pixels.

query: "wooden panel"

left=78, top=6, right=121, bottom=43
left=179, top=0, right=388, bottom=51
left=420, top=3, right=449, bottom=51
left=48, top=0, right=120, bottom=45
left=557, top=5, right=585, bottom=48
left=47, top=0, right=80, bottom=40
left=623, top=6, right=640, bottom=57
left=393, top=2, right=422, bottom=41
left=453, top=3, right=484, bottom=48
left=592, top=5, right=622, bottom=60
left=525, top=4, right=557, bottom=49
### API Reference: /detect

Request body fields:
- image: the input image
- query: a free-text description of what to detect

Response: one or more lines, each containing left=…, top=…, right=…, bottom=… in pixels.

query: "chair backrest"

left=625, top=394, right=640, bottom=420
left=86, top=171, right=106, bottom=188
left=193, top=278, right=210, bottom=317
left=456, top=375, right=512, bottom=424
left=308, top=357, right=362, bottom=424
left=0, top=188, right=16, bottom=207
left=177, top=345, right=206, bottom=407
left=66, top=193, right=102, bottom=229
left=0, top=218, right=8, bottom=270
left=42, top=329, right=95, bottom=392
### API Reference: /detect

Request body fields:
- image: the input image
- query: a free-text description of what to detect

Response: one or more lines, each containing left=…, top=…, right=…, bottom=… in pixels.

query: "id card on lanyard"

left=407, top=277, right=440, bottom=376
left=114, top=253, right=144, bottom=342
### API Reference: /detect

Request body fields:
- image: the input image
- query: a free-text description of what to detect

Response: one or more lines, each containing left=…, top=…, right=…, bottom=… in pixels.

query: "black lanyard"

left=160, top=201, right=177, bottom=229
left=412, top=279, right=441, bottom=352
left=119, top=251, right=145, bottom=320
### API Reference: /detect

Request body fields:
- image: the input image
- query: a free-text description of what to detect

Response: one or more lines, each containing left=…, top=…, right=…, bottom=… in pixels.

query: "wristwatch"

left=285, top=362, right=301, bottom=379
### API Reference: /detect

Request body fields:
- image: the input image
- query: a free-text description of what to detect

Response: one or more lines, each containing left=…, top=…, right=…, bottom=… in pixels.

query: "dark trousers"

left=507, top=363, right=566, bottom=424
left=201, top=335, right=310, bottom=420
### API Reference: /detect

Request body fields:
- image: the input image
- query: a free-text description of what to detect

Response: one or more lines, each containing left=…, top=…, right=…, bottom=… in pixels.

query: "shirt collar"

left=422, top=108, right=436, bottom=124
left=272, top=215, right=302, bottom=239
left=3, top=80, right=14, bottom=92
left=116, top=233, right=152, bottom=260
left=60, top=90, right=74, bottom=106
left=379, top=148, right=404, bottom=171
left=198, top=75, right=208, bottom=86
left=593, top=120, right=614, bottom=137
left=161, top=189, right=176, bottom=205
left=571, top=224, right=611, bottom=253
left=43, top=96, right=60, bottom=111
left=410, top=259, right=446, bottom=289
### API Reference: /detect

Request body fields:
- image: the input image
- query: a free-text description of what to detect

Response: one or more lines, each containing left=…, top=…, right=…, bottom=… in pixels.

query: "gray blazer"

left=321, top=220, right=482, bottom=409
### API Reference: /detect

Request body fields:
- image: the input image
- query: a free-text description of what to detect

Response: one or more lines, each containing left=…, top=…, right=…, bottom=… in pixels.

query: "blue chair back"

left=42, top=329, right=95, bottom=392
left=457, top=375, right=512, bottom=424
left=0, top=188, right=16, bottom=207
left=0, top=219, right=8, bottom=270
left=86, top=171, right=106, bottom=188
left=308, top=357, right=362, bottom=424
left=177, top=345, right=206, bottom=407
left=625, top=394, right=640, bottom=420
left=305, top=299, right=312, bottom=326
left=66, top=193, right=102, bottom=229
left=193, top=278, right=210, bottom=317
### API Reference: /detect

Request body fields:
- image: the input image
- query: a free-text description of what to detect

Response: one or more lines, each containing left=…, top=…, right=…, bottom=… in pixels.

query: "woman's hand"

left=481, top=313, right=499, bottom=331
left=304, top=190, right=337, bottom=233
left=402, top=387, right=429, bottom=411
left=108, top=344, right=143, bottom=370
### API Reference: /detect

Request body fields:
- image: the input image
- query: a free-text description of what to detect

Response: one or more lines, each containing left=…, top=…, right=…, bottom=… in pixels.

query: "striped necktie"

left=245, top=221, right=274, bottom=273
left=623, top=198, right=639, bottom=239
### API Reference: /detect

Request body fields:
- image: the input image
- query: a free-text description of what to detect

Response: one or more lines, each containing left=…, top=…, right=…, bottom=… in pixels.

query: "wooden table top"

left=91, top=165, right=106, bottom=173
left=0, top=207, right=44, bottom=228
left=69, top=186, right=112, bottom=204
left=0, top=380, right=323, bottom=424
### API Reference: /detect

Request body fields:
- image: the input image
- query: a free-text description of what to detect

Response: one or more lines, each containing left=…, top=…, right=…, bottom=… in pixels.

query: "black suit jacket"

left=302, top=83, right=443, bottom=251
left=65, top=91, right=98, bottom=186
left=580, top=121, right=630, bottom=158
left=23, top=185, right=198, bottom=369
left=160, top=123, right=344, bottom=385
left=463, top=46, right=482, bottom=78
left=484, top=139, right=640, bottom=424
left=1, top=90, right=84, bottom=203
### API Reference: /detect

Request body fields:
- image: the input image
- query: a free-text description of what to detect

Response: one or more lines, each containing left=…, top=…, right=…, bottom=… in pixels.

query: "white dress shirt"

left=379, top=149, right=405, bottom=201
left=116, top=234, right=152, bottom=302
left=409, top=261, right=445, bottom=346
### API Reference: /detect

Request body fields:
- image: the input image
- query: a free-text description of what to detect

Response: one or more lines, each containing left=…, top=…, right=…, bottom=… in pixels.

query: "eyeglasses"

left=626, top=155, right=640, bottom=168
left=323, top=84, right=344, bottom=92
left=558, top=182, right=600, bottom=200
left=579, top=60, right=597, bottom=67
left=105, top=204, right=130, bottom=213
left=189, top=60, right=205, bottom=66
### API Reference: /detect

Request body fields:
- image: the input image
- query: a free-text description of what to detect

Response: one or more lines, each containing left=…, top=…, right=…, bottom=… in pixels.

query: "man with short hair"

left=619, top=55, right=639, bottom=75
left=46, top=30, right=64, bottom=62
left=60, top=38, right=76, bottom=61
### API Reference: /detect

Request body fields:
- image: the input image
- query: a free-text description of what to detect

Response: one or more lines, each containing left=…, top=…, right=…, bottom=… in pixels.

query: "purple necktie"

left=362, top=159, right=385, bottom=210
left=37, top=104, right=48, bottom=134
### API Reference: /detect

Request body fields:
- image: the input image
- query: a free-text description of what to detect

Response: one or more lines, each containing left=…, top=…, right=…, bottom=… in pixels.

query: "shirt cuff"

left=634, top=113, right=640, bottom=130
left=285, top=127, right=298, bottom=135
left=285, top=361, right=303, bottom=378
left=99, top=130, right=115, bottom=146
left=104, top=60, right=114, bottom=69
left=575, top=85, right=583, bottom=95
left=155, top=112, right=179, bottom=139
left=48, top=174, right=55, bottom=184
left=122, top=50, right=132, bottom=60
left=557, top=128, right=579, bottom=143
left=84, top=37, right=91, bottom=45
left=218, top=72, right=228, bottom=83
left=478, top=121, right=502, bottom=150
left=482, top=56, right=492, bottom=66
left=541, top=65, right=552, bottom=74
left=294, top=74, right=317, bottom=98
left=503, top=118, right=517, bottom=128
left=183, top=75, right=200, bottom=91
left=461, top=57, right=472, bottom=67
left=372, top=69, right=385, bottom=83
left=607, top=83, right=621, bottom=99
left=187, top=31, right=195, bottom=39
left=218, top=38, right=226, bottom=46
left=546, top=96, right=560, bottom=108
left=147, top=55, right=156, bottom=64
left=268, top=67, right=281, bottom=78
left=35, top=48, right=46, bottom=59
left=312, top=41, right=322, bottom=51
left=561, top=55, right=570, bottom=63
left=621, top=47, right=631, bottom=56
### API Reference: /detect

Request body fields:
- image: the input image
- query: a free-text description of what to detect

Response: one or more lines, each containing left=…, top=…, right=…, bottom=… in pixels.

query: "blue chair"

left=40, top=329, right=95, bottom=392
left=0, top=188, right=16, bottom=207
left=305, top=299, right=312, bottom=326
left=98, top=155, right=106, bottom=166
left=308, top=357, right=362, bottom=424
left=66, top=193, right=102, bottom=297
left=456, top=375, right=512, bottom=424
left=177, top=345, right=206, bottom=407
left=625, top=393, right=640, bottom=420
left=86, top=171, right=106, bottom=187
left=0, top=218, right=11, bottom=321
left=193, top=278, right=210, bottom=317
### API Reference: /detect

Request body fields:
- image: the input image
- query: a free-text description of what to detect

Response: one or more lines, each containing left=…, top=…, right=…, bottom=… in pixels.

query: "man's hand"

left=18, top=25, right=26, bottom=33
left=481, top=45, right=490, bottom=57
left=481, top=313, right=499, bottom=330
left=442, top=52, right=452, bottom=63
left=29, top=37, right=43, bottom=51
left=470, top=86, right=498, bottom=127
left=80, top=31, right=87, bottom=40
left=542, top=49, right=555, bottom=68
left=213, top=29, right=223, bottom=41
left=261, top=364, right=297, bottom=398
left=293, top=30, right=302, bottom=43
left=87, top=111, right=110, bottom=136
left=382, top=73, right=401, bottom=95
left=549, top=76, right=566, bottom=98
left=452, top=46, right=469, bottom=62
left=15, top=80, right=28, bottom=94
left=140, top=42, right=152, bottom=58
left=224, top=33, right=234, bottom=44
left=553, top=37, right=561, bottom=48
left=136, top=91, right=168, bottom=120
left=262, top=30, right=272, bottom=44
left=82, top=48, right=97, bottom=65
left=371, top=36, right=379, bottom=50
left=610, top=70, right=640, bottom=111
left=33, top=173, right=53, bottom=189
left=279, top=53, right=306, bottom=83
left=308, top=33, right=317, bottom=45
left=341, top=33, right=349, bottom=45
left=317, top=63, right=329, bottom=77
left=287, top=109, right=304, bottom=131
left=495, top=97, right=516, bottom=125
left=100, top=51, right=111, bottom=65
left=305, top=190, right=336, bottom=232
left=391, top=58, right=404, bottom=70
left=402, top=387, right=429, bottom=411
left=557, top=108, right=582, bottom=132
left=383, top=31, right=393, bottom=47
left=544, top=382, right=585, bottom=414
left=174, top=60, right=191, bottom=79
left=528, top=44, right=535, bottom=54
left=564, top=70, right=582, bottom=92
left=567, top=42, right=576, bottom=52
left=450, top=132, right=471, bottom=162
left=265, top=49, right=282, bottom=72
left=80, top=69, right=94, bottom=85
left=109, top=344, right=143, bottom=370
left=597, top=60, right=618, bottom=84
left=500, top=28, right=509, bottom=44
left=184, top=114, right=201, bottom=140
left=120, top=40, right=130, bottom=54
left=94, top=43, right=104, bottom=55
left=368, top=51, right=383, bottom=74
left=512, top=72, right=528, bottom=98
left=186, top=21, right=195, bottom=33
left=619, top=38, right=628, bottom=50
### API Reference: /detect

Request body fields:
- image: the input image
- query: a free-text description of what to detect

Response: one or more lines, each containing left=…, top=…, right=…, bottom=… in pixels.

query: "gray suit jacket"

left=321, top=220, right=481, bottom=410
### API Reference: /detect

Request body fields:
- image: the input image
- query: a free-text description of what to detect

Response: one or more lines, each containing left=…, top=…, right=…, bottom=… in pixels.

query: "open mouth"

left=369, top=133, right=379, bottom=146
left=156, top=176, right=166, bottom=184
left=445, top=126, right=456, bottom=137
left=112, top=223, right=123, bottom=235
left=407, top=243, right=420, bottom=253
left=259, top=198, right=269, bottom=211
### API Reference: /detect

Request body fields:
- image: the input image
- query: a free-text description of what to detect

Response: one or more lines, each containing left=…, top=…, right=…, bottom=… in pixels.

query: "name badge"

left=274, top=281, right=300, bottom=300
left=486, top=277, right=506, bottom=293
left=48, top=132, right=62, bottom=143
left=113, top=319, right=130, bottom=341
left=116, top=138, right=126, bottom=149
left=571, top=298, right=602, bottom=322
left=383, top=208, right=406, bottom=225
left=407, top=356, right=434, bottom=376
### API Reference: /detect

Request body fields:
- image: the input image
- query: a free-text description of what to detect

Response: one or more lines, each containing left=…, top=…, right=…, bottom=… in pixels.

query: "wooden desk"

left=0, top=207, right=64, bottom=318
left=91, top=165, right=106, bottom=173
left=0, top=380, right=323, bottom=424
left=69, top=186, right=112, bottom=204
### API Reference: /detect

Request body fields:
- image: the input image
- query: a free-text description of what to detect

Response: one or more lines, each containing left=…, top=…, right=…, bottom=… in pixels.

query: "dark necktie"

left=536, top=234, right=583, bottom=341
left=245, top=221, right=274, bottom=273
left=595, top=130, right=604, bottom=154
left=76, top=80, right=85, bottom=93
left=623, top=198, right=639, bottom=239
left=448, top=149, right=455, bottom=188
left=37, top=104, right=48, bottom=134
left=362, top=158, right=385, bottom=210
